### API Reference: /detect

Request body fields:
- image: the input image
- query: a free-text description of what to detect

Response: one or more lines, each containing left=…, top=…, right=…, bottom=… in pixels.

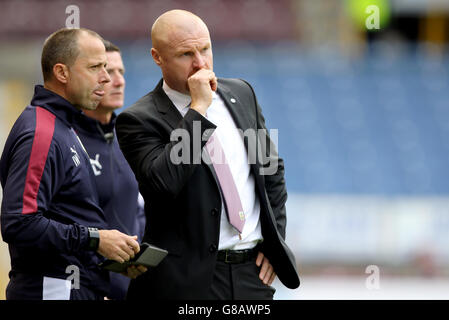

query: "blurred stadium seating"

left=119, top=40, right=449, bottom=196
left=1, top=0, right=449, bottom=299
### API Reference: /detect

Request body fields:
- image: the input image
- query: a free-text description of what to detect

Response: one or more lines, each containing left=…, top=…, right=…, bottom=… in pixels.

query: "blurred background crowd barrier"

left=1, top=0, right=449, bottom=299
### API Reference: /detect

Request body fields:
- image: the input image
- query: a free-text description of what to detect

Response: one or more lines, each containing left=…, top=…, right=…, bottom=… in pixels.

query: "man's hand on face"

left=188, top=68, right=217, bottom=116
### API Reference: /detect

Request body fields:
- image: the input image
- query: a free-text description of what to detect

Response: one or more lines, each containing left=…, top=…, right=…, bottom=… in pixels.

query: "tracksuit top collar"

left=30, top=85, right=83, bottom=128
left=30, top=85, right=117, bottom=138
left=75, top=110, right=117, bottom=135
left=73, top=109, right=117, bottom=145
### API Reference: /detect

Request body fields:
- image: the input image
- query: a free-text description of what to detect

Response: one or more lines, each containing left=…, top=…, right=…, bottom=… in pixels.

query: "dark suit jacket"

left=116, top=78, right=300, bottom=299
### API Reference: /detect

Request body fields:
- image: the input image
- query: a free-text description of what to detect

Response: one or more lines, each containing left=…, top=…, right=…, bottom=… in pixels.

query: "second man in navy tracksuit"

left=74, top=40, right=146, bottom=300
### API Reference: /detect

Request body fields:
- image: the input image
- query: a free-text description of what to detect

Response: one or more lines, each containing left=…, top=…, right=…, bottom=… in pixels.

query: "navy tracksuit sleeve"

left=1, top=129, right=89, bottom=254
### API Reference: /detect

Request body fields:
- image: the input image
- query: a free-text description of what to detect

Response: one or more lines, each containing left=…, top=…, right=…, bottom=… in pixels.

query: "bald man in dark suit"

left=116, top=9, right=300, bottom=300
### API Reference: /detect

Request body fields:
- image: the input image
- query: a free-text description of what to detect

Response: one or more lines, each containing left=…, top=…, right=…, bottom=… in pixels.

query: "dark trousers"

left=208, top=256, right=276, bottom=300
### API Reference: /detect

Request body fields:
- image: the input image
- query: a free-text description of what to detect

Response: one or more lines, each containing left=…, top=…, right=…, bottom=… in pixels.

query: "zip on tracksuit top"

left=73, top=112, right=146, bottom=300
left=0, top=85, right=109, bottom=299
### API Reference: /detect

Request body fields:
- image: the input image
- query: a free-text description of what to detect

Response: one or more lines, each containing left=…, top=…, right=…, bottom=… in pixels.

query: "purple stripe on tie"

left=205, top=133, right=245, bottom=234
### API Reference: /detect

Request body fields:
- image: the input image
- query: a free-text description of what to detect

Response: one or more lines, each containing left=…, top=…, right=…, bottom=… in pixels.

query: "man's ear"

left=53, top=63, right=69, bottom=84
left=151, top=48, right=162, bottom=66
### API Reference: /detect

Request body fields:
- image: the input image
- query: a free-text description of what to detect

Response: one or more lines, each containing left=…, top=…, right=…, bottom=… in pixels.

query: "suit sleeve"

left=1, top=129, right=89, bottom=254
left=241, top=79, right=288, bottom=239
left=116, top=108, right=217, bottom=198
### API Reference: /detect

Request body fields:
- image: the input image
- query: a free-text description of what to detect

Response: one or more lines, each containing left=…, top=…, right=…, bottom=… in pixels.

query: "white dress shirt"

left=162, top=81, right=263, bottom=250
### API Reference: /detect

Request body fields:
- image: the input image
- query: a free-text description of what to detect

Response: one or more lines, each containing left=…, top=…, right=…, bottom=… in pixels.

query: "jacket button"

left=211, top=208, right=218, bottom=216
left=209, top=244, right=217, bottom=253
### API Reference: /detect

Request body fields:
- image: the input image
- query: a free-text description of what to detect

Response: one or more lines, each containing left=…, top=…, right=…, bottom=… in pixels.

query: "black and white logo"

left=71, top=145, right=80, bottom=167
left=90, top=153, right=102, bottom=176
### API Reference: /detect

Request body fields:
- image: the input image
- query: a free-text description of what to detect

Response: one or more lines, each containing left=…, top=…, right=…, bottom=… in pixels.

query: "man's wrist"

left=189, top=104, right=207, bottom=117
left=87, top=227, right=100, bottom=251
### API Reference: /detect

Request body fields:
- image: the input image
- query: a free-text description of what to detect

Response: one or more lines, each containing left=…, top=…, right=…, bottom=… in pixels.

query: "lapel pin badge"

left=230, top=98, right=236, bottom=103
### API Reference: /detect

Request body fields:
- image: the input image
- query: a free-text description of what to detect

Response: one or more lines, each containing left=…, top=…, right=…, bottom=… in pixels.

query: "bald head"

left=151, top=10, right=210, bottom=52
left=150, top=10, right=214, bottom=94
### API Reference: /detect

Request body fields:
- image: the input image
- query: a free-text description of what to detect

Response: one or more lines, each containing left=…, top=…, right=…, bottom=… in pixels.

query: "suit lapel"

left=216, top=82, right=255, bottom=132
left=153, top=79, right=184, bottom=130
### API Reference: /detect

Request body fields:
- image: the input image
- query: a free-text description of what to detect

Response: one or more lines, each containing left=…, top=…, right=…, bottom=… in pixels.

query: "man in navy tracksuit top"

left=74, top=40, right=146, bottom=300
left=0, top=28, right=142, bottom=300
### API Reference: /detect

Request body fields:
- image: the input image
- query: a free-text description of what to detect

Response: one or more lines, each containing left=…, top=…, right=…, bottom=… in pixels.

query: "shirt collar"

left=162, top=81, right=191, bottom=115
